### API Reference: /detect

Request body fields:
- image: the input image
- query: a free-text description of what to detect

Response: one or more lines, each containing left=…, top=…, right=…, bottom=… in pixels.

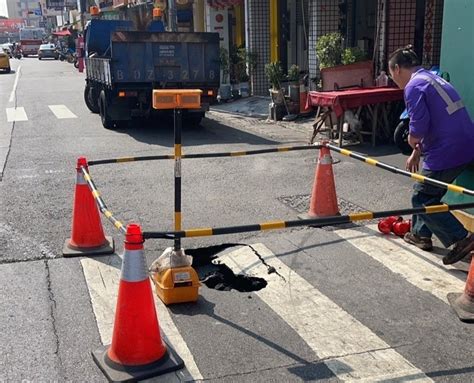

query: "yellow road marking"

left=277, top=147, right=290, bottom=152
left=92, top=190, right=100, bottom=198
left=104, top=210, right=112, bottom=218
left=230, top=151, right=246, bottom=157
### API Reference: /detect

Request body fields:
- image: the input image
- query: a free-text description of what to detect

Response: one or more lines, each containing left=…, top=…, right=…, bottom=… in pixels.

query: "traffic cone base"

left=447, top=292, right=474, bottom=323
left=62, top=236, right=114, bottom=257
left=92, top=338, right=184, bottom=383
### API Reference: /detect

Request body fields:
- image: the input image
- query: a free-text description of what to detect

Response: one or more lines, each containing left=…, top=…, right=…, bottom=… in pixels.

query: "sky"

left=0, top=0, right=8, bottom=18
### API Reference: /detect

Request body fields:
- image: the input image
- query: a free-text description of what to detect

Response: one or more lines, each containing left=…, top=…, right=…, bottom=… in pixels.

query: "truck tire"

left=99, top=90, right=116, bottom=130
left=393, top=119, right=412, bottom=155
left=84, top=85, right=99, bottom=114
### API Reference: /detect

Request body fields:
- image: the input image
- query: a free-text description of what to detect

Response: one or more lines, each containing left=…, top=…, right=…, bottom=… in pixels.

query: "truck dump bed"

left=86, top=31, right=220, bottom=88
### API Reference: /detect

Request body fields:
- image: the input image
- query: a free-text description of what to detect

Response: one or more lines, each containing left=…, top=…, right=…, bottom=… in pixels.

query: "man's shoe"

left=443, top=234, right=474, bottom=265
left=403, top=232, right=433, bottom=251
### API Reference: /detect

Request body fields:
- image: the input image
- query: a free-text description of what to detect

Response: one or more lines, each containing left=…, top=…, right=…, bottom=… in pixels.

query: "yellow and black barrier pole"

left=80, top=166, right=127, bottom=235
left=326, top=143, right=474, bottom=197
left=143, top=202, right=474, bottom=240
left=151, top=89, right=204, bottom=249
left=174, top=108, right=182, bottom=251
left=87, top=144, right=323, bottom=166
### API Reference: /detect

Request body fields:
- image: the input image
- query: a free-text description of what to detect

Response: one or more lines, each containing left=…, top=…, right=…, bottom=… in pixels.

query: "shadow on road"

left=112, top=115, right=279, bottom=148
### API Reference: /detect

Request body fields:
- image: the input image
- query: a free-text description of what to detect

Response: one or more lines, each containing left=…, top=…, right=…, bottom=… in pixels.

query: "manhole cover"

left=277, top=195, right=376, bottom=230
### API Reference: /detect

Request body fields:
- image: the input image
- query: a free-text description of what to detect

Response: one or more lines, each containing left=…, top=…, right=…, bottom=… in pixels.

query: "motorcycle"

left=393, top=66, right=449, bottom=154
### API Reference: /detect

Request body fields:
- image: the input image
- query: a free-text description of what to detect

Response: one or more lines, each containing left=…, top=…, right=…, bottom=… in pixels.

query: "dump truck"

left=83, top=17, right=220, bottom=129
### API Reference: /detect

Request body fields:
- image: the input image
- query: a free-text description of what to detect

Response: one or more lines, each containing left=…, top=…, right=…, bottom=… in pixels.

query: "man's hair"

left=388, top=45, right=420, bottom=70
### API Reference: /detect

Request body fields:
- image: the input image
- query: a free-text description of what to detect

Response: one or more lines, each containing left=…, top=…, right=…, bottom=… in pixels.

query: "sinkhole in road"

left=186, top=244, right=269, bottom=292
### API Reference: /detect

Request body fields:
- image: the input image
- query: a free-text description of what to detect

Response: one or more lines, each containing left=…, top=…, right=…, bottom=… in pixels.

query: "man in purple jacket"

left=388, top=45, right=474, bottom=264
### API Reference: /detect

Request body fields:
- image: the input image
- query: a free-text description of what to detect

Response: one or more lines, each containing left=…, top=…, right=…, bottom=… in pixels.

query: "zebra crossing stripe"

left=48, top=105, right=78, bottom=119
left=220, top=244, right=432, bottom=382
left=334, top=225, right=465, bottom=304
left=6, top=107, right=28, bottom=122
left=81, top=255, right=203, bottom=381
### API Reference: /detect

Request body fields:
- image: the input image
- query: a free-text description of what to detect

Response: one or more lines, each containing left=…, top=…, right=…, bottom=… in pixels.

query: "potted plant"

left=265, top=61, right=284, bottom=104
left=287, top=64, right=300, bottom=102
left=316, top=32, right=371, bottom=91
left=218, top=47, right=232, bottom=101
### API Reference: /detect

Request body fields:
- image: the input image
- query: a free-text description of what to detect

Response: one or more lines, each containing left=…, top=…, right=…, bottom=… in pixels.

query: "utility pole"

left=168, top=0, right=177, bottom=32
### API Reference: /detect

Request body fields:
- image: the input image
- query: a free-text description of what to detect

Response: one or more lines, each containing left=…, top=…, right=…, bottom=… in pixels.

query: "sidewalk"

left=210, top=96, right=317, bottom=143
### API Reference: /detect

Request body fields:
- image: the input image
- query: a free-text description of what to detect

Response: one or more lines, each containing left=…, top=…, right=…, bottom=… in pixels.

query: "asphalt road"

left=1, top=58, right=473, bottom=383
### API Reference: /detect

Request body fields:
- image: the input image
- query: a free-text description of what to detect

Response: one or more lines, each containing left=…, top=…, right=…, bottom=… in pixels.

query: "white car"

left=38, top=43, right=59, bottom=60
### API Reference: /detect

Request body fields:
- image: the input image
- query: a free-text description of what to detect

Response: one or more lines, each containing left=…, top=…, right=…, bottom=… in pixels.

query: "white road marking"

left=334, top=225, right=465, bottom=304
left=8, top=65, right=21, bottom=103
left=48, top=105, right=78, bottom=119
left=81, top=255, right=203, bottom=382
left=6, top=107, right=28, bottom=122
left=221, top=244, right=432, bottom=382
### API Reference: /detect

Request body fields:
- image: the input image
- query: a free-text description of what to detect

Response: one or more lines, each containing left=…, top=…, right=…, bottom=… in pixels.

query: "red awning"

left=52, top=30, right=71, bottom=36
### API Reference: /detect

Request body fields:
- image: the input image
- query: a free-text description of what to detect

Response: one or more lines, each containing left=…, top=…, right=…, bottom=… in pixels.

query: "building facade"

left=194, top=0, right=445, bottom=95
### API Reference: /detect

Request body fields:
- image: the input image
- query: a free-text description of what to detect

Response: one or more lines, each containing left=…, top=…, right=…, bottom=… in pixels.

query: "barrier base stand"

left=62, top=237, right=114, bottom=258
left=447, top=292, right=474, bottom=323
left=92, top=340, right=184, bottom=383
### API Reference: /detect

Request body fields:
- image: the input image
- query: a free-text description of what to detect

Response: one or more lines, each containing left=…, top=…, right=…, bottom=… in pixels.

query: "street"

left=1, top=58, right=473, bottom=382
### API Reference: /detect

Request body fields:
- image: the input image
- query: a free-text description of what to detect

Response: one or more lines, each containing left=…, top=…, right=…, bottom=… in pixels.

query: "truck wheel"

left=99, top=90, right=116, bottom=130
left=84, top=85, right=99, bottom=114
left=393, top=119, right=412, bottom=155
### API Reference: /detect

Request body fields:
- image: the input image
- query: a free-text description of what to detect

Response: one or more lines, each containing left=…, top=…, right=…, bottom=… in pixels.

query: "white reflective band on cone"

left=417, top=74, right=464, bottom=115
left=76, top=172, right=86, bottom=185
left=320, top=154, right=333, bottom=165
left=121, top=249, right=148, bottom=282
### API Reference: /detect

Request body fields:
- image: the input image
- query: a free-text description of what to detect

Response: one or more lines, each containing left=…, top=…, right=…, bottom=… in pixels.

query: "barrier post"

left=174, top=108, right=182, bottom=251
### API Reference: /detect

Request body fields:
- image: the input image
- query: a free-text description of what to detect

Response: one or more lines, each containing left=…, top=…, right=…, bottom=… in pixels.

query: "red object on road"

left=307, top=142, right=339, bottom=217
left=306, top=87, right=404, bottom=118
left=377, top=216, right=401, bottom=234
left=92, top=224, right=184, bottom=381
left=392, top=220, right=411, bottom=237
left=62, top=157, right=114, bottom=257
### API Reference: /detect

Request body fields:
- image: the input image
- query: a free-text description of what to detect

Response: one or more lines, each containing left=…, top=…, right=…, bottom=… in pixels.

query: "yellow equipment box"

left=152, top=266, right=200, bottom=305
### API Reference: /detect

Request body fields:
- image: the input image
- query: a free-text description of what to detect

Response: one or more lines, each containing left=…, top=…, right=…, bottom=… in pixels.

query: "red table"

left=307, top=87, right=404, bottom=147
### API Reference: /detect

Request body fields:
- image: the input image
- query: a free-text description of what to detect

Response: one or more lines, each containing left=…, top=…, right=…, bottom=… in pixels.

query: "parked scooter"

left=393, top=66, right=449, bottom=154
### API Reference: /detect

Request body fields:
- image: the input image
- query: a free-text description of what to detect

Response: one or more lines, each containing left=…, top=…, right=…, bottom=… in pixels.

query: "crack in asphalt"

left=1, top=66, right=22, bottom=182
left=247, top=244, right=286, bottom=281
left=44, top=259, right=63, bottom=371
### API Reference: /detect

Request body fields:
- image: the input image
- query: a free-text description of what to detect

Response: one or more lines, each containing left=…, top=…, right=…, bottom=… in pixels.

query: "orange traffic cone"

left=63, top=157, right=114, bottom=257
left=92, top=224, right=184, bottom=382
left=447, top=253, right=474, bottom=323
left=306, top=142, right=339, bottom=217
